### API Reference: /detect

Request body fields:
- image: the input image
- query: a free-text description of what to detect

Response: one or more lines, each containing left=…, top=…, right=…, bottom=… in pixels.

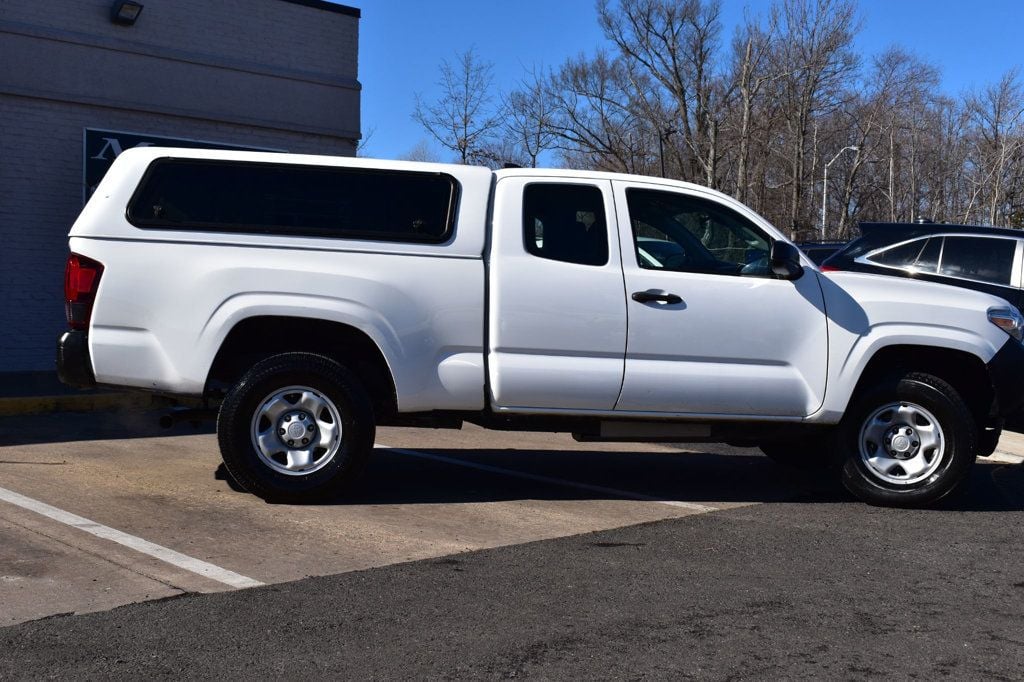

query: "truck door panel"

left=488, top=178, right=626, bottom=410
left=613, top=181, right=828, bottom=417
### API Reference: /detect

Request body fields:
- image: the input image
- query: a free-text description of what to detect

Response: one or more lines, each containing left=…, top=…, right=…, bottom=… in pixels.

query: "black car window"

left=523, top=183, right=608, bottom=266
left=938, top=237, right=1015, bottom=285
left=869, top=239, right=928, bottom=268
left=914, top=238, right=941, bottom=273
left=625, top=189, right=771, bottom=277
left=128, top=158, right=458, bottom=243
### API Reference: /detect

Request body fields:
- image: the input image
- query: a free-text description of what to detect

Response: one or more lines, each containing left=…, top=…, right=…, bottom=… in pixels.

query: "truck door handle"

left=631, top=290, right=682, bottom=305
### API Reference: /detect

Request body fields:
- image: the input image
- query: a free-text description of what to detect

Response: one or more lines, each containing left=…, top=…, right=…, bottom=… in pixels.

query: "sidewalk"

left=0, top=371, right=162, bottom=416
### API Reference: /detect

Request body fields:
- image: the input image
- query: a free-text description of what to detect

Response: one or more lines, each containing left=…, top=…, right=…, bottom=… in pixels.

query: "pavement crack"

left=590, top=541, right=645, bottom=549
left=0, top=461, right=67, bottom=465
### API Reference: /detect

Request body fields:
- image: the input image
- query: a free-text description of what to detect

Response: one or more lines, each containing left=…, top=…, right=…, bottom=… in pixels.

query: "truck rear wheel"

left=839, top=372, right=976, bottom=507
left=217, top=352, right=375, bottom=502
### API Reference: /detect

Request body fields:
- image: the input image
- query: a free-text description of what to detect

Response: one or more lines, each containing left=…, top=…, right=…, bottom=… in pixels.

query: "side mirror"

left=769, top=241, right=804, bottom=280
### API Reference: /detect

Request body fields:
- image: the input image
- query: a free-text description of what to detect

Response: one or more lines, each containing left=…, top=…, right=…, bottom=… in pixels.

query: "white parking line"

left=0, top=486, right=263, bottom=589
left=378, top=445, right=718, bottom=513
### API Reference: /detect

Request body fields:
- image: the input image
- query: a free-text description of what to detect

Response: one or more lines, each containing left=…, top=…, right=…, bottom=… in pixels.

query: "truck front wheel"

left=839, top=372, right=976, bottom=507
left=217, top=353, right=375, bottom=502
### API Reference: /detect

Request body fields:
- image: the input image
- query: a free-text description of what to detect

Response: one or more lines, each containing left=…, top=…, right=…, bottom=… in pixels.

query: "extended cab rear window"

left=127, top=158, right=458, bottom=243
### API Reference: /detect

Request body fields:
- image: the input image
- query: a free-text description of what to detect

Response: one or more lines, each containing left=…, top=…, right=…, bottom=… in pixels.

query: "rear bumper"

left=987, top=337, right=1024, bottom=416
left=56, top=331, right=96, bottom=389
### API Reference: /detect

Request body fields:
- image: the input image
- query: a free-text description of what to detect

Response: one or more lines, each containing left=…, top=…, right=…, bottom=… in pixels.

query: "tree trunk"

left=789, top=110, right=807, bottom=240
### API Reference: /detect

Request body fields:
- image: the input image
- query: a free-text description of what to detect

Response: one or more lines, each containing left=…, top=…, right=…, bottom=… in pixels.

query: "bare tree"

left=546, top=51, right=647, bottom=173
left=964, top=69, right=1024, bottom=224
left=400, top=140, right=441, bottom=163
left=355, top=125, right=377, bottom=157
left=926, top=98, right=971, bottom=222
left=776, top=0, right=858, bottom=238
left=413, top=48, right=501, bottom=164
left=827, top=48, right=939, bottom=236
left=502, top=66, right=557, bottom=167
left=728, top=10, right=780, bottom=203
left=598, top=0, right=726, bottom=185
left=471, top=139, right=529, bottom=169
left=409, top=2, right=1021, bottom=232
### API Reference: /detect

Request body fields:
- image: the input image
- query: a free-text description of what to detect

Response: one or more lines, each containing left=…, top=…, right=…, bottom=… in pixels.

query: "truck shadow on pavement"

left=359, top=447, right=844, bottom=506
left=2, top=410, right=1018, bottom=512
left=215, top=447, right=845, bottom=506
left=220, top=447, right=1024, bottom=512
left=0, top=409, right=212, bottom=446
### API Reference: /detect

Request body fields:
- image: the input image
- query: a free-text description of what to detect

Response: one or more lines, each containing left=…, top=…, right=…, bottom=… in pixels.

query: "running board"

left=573, top=421, right=713, bottom=442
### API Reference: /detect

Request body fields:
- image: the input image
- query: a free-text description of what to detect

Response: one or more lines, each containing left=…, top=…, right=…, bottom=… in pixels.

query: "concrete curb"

left=989, top=430, right=1024, bottom=464
left=987, top=451, right=1024, bottom=465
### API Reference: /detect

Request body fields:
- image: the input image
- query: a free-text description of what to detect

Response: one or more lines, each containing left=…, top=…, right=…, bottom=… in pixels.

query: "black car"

left=797, top=240, right=849, bottom=265
left=821, top=222, right=1024, bottom=308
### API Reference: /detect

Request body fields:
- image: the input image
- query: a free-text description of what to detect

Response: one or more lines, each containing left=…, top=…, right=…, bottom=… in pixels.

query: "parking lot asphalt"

left=1, top=410, right=1022, bottom=678
left=0, top=410, right=812, bottom=627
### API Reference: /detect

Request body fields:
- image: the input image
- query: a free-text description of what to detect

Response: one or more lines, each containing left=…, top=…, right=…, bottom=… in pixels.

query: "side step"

left=159, top=407, right=218, bottom=429
left=573, top=421, right=712, bottom=443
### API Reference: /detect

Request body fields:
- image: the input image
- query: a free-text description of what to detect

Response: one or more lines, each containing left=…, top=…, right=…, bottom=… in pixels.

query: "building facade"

left=0, top=0, right=360, bottom=373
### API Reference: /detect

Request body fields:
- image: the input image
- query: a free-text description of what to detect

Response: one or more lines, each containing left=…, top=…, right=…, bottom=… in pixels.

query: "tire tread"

left=840, top=370, right=976, bottom=508
left=217, top=352, right=375, bottom=503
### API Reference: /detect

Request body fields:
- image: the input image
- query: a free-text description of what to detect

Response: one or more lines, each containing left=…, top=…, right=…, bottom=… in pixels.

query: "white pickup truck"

left=58, top=148, right=1024, bottom=507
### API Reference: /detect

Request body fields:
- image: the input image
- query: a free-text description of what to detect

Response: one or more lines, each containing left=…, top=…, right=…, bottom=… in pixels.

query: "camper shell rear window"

left=127, top=158, right=459, bottom=243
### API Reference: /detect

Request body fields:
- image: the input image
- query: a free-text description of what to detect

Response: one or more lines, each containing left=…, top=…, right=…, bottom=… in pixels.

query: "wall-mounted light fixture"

left=110, top=1, right=144, bottom=26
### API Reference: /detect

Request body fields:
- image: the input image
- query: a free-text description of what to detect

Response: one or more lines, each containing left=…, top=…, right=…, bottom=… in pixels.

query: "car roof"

left=858, top=222, right=1024, bottom=239
left=823, top=221, right=1024, bottom=266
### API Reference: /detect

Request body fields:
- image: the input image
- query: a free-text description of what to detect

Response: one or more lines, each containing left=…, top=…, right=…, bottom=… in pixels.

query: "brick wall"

left=1, top=0, right=359, bottom=78
left=0, top=0, right=360, bottom=372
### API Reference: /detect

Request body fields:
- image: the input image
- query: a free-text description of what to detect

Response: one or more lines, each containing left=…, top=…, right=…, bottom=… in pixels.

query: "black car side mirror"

left=769, top=241, right=804, bottom=281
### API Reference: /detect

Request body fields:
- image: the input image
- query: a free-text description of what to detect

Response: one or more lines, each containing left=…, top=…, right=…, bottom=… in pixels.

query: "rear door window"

left=523, top=184, right=608, bottom=266
left=938, top=237, right=1015, bottom=285
left=913, top=238, right=942, bottom=273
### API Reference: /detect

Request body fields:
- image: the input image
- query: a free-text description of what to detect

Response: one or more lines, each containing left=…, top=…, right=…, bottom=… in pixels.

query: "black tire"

left=759, top=430, right=839, bottom=470
left=217, top=352, right=375, bottom=503
left=838, top=372, right=976, bottom=508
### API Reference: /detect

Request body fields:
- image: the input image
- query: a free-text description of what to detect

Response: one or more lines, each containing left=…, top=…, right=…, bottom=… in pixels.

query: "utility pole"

left=821, top=145, right=858, bottom=240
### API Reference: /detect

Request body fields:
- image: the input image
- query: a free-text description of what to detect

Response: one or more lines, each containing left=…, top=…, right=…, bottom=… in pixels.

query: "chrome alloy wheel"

left=858, top=401, right=945, bottom=486
left=250, top=385, right=343, bottom=476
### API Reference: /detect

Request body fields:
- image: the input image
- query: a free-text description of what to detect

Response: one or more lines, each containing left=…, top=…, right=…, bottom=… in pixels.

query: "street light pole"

left=821, top=145, right=858, bottom=240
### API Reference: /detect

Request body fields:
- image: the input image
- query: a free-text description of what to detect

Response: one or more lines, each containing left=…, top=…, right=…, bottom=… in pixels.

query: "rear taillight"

left=64, top=253, right=104, bottom=330
left=819, top=264, right=839, bottom=272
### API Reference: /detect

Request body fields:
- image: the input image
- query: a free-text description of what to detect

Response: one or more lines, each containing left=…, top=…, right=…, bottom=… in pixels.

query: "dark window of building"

left=127, top=159, right=458, bottom=243
left=938, top=237, right=1015, bottom=285
left=523, top=184, right=608, bottom=266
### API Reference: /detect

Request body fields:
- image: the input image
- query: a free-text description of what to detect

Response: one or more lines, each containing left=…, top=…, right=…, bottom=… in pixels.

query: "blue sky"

left=349, top=0, right=1023, bottom=161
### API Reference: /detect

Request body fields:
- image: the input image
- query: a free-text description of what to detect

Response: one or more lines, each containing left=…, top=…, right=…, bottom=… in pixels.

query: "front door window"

left=626, top=188, right=772, bottom=277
